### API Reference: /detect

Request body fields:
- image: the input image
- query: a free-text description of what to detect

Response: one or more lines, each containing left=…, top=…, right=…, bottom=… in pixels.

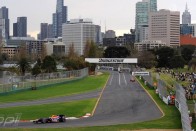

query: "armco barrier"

left=0, top=68, right=89, bottom=95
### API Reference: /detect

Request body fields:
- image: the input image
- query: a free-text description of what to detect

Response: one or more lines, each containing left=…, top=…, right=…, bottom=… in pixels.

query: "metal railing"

left=0, top=68, right=89, bottom=94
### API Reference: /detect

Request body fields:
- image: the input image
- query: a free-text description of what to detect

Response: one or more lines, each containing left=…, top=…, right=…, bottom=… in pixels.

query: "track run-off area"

left=1, top=71, right=163, bottom=129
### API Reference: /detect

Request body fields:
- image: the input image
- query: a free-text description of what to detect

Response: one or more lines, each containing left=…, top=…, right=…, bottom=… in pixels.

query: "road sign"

left=132, top=72, right=150, bottom=76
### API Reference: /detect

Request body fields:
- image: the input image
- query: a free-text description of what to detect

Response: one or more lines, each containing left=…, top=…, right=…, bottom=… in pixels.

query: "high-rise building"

left=38, top=23, right=53, bottom=40
left=180, top=24, right=194, bottom=36
left=47, top=24, right=53, bottom=38
left=140, top=25, right=149, bottom=41
left=62, top=19, right=97, bottom=55
left=0, top=6, right=9, bottom=41
left=182, top=3, right=191, bottom=24
left=13, top=17, right=27, bottom=37
left=135, top=0, right=157, bottom=42
left=40, top=23, right=48, bottom=40
left=105, top=30, right=116, bottom=38
left=149, top=9, right=180, bottom=47
left=95, top=25, right=101, bottom=44
left=53, top=0, right=68, bottom=38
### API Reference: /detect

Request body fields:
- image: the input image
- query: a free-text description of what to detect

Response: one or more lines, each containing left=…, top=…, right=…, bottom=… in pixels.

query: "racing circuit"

left=2, top=71, right=163, bottom=128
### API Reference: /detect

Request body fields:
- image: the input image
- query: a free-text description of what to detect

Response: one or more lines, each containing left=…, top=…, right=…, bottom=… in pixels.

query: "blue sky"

left=1, top=0, right=196, bottom=38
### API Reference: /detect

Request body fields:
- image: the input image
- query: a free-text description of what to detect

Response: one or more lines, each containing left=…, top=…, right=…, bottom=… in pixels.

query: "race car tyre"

left=41, top=118, right=47, bottom=124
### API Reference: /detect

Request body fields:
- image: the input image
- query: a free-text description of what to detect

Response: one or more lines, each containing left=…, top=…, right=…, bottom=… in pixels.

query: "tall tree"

left=169, top=55, right=186, bottom=69
left=138, top=51, right=157, bottom=69
left=32, top=58, right=42, bottom=76
left=42, top=56, right=57, bottom=73
left=68, top=43, right=78, bottom=59
left=16, top=43, right=28, bottom=60
left=181, top=45, right=195, bottom=63
left=188, top=58, right=196, bottom=71
left=17, top=43, right=30, bottom=75
left=88, top=41, right=97, bottom=58
left=104, top=46, right=130, bottom=58
left=155, top=47, right=174, bottom=68
left=17, top=57, right=31, bottom=76
left=40, top=44, right=47, bottom=60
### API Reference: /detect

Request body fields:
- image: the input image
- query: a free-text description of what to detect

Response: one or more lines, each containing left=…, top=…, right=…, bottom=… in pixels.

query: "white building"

left=45, top=40, right=65, bottom=56
left=135, top=40, right=166, bottom=52
left=140, top=25, right=149, bottom=41
left=62, top=19, right=97, bottom=55
left=148, top=9, right=180, bottom=47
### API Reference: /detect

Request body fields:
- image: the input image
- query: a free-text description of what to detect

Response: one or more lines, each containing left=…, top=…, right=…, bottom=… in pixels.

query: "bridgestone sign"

left=85, top=58, right=138, bottom=63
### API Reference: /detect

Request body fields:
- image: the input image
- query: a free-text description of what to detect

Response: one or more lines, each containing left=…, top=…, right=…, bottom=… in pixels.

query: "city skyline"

left=1, top=0, right=196, bottom=38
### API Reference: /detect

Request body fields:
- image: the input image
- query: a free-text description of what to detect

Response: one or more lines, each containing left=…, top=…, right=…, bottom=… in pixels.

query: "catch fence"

left=175, top=84, right=192, bottom=131
left=0, top=68, right=88, bottom=94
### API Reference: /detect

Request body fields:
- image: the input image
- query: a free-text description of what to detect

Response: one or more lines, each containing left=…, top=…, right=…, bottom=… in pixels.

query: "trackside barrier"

left=140, top=68, right=154, bottom=88
left=175, top=84, right=192, bottom=131
left=157, top=79, right=168, bottom=104
left=0, top=68, right=89, bottom=94
left=136, top=67, right=193, bottom=130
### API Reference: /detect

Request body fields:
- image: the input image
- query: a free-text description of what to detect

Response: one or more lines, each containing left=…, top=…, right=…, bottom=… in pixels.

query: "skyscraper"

left=40, top=23, right=48, bottom=40
left=13, top=17, right=27, bottom=37
left=0, top=6, right=9, bottom=41
left=182, top=3, right=191, bottom=24
left=135, top=0, right=157, bottom=42
left=47, top=24, right=53, bottom=38
left=53, top=0, right=68, bottom=38
left=62, top=19, right=97, bottom=55
left=149, top=9, right=180, bottom=47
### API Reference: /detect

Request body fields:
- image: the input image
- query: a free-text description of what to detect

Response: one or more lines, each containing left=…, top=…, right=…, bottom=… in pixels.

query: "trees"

left=17, top=57, right=31, bottom=76
left=68, top=43, right=78, bottom=59
left=169, top=55, right=186, bottom=69
left=138, top=51, right=157, bottom=69
left=17, top=44, right=31, bottom=75
left=188, top=58, right=196, bottom=71
left=155, top=47, right=174, bottom=68
left=104, top=46, right=130, bottom=58
left=31, top=58, right=42, bottom=76
left=42, top=56, right=57, bottom=73
left=84, top=40, right=97, bottom=58
left=63, top=57, right=85, bottom=70
left=181, top=45, right=195, bottom=63
left=40, top=44, right=47, bottom=60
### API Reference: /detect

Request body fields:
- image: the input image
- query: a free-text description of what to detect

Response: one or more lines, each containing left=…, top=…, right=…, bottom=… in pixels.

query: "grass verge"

left=1, top=76, right=182, bottom=131
left=0, top=73, right=109, bottom=103
left=0, top=99, right=97, bottom=120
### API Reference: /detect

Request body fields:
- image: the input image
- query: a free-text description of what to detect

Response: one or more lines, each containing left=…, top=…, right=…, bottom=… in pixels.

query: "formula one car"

left=33, top=115, right=66, bottom=124
left=130, top=76, right=135, bottom=82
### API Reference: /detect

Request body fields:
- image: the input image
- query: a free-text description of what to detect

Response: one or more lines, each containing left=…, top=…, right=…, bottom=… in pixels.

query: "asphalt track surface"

left=2, top=71, right=162, bottom=128
left=0, top=89, right=101, bottom=108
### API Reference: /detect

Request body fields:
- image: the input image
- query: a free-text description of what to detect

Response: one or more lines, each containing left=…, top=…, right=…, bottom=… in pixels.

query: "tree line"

left=1, top=40, right=196, bottom=75
left=137, top=45, right=196, bottom=70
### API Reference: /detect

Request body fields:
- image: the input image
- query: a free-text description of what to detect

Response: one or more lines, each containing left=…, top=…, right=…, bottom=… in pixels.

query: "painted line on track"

left=91, top=74, right=110, bottom=116
left=109, top=74, right=113, bottom=85
left=123, top=73, right=127, bottom=86
left=119, top=73, right=121, bottom=86
left=135, top=77, right=165, bottom=118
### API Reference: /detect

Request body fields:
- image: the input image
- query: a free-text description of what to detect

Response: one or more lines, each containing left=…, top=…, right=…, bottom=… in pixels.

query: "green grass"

left=173, top=65, right=194, bottom=73
left=0, top=99, right=97, bottom=120
left=1, top=76, right=182, bottom=131
left=0, top=73, right=109, bottom=103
